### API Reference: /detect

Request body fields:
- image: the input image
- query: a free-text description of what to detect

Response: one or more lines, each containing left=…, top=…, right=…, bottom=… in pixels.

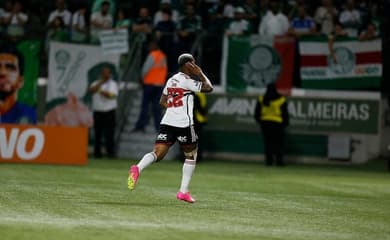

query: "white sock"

left=137, top=152, right=157, bottom=172
left=179, top=159, right=196, bottom=193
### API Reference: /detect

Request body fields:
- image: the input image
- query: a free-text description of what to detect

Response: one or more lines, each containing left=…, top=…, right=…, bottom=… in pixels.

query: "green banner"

left=206, top=93, right=380, bottom=135
left=17, top=40, right=41, bottom=106
left=222, top=35, right=294, bottom=93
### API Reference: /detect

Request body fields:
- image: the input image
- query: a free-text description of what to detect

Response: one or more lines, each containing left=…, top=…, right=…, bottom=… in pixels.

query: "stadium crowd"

left=0, top=0, right=384, bottom=78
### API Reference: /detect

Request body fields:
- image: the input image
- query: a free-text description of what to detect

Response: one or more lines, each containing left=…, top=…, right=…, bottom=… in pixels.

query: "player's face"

left=0, top=53, right=23, bottom=93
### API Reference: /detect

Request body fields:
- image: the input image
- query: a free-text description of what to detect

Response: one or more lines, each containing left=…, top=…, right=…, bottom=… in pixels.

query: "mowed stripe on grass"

left=1, top=159, right=390, bottom=240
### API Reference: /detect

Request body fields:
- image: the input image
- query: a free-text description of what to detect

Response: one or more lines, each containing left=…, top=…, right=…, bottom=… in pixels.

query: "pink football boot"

left=128, top=165, right=139, bottom=190
left=177, top=192, right=196, bottom=203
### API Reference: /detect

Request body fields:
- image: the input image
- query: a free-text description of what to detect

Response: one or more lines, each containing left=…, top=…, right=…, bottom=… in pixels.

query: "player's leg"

left=128, top=125, right=174, bottom=190
left=135, top=143, right=170, bottom=172
left=177, top=125, right=198, bottom=203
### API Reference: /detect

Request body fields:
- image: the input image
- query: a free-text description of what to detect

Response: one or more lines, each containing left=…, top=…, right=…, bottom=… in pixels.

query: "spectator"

left=358, top=22, right=379, bottom=41
left=339, top=0, right=361, bottom=37
left=225, top=7, right=252, bottom=37
left=256, top=0, right=269, bottom=30
left=254, top=83, right=289, bottom=167
left=0, top=2, right=5, bottom=36
left=287, top=0, right=305, bottom=19
left=115, top=8, right=131, bottom=31
left=177, top=4, right=202, bottom=53
left=0, top=45, right=36, bottom=124
left=133, top=40, right=168, bottom=133
left=209, top=0, right=235, bottom=20
left=314, top=0, right=338, bottom=35
left=48, top=0, right=72, bottom=28
left=153, top=0, right=180, bottom=27
left=242, top=0, right=259, bottom=32
left=356, top=0, right=370, bottom=29
left=328, top=21, right=348, bottom=63
left=132, top=7, right=153, bottom=35
left=132, top=6, right=154, bottom=61
left=3, top=0, right=28, bottom=42
left=88, top=66, right=119, bottom=159
left=258, top=0, right=289, bottom=38
left=288, top=4, right=316, bottom=38
left=369, top=2, right=382, bottom=33
left=220, top=0, right=234, bottom=19
left=90, top=1, right=113, bottom=44
left=205, top=7, right=225, bottom=35
left=155, top=9, right=177, bottom=75
left=47, top=16, right=69, bottom=44
left=70, top=4, right=88, bottom=43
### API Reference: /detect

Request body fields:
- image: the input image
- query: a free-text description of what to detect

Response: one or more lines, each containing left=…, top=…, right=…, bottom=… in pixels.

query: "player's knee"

left=154, top=144, right=169, bottom=161
left=184, top=148, right=198, bottom=160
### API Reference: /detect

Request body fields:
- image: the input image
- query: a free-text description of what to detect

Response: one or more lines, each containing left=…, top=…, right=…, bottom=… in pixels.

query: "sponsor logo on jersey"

left=177, top=136, right=187, bottom=143
left=157, top=134, right=167, bottom=140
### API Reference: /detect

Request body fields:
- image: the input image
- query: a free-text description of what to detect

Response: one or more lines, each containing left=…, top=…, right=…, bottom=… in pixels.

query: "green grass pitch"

left=1, top=159, right=390, bottom=240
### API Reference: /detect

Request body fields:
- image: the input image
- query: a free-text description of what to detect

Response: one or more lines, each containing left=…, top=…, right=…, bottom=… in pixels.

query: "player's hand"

left=186, top=62, right=202, bottom=76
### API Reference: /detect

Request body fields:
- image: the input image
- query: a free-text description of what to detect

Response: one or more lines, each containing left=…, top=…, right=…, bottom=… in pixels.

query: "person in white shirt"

left=128, top=53, right=214, bottom=204
left=90, top=1, right=113, bottom=44
left=3, top=0, right=28, bottom=40
left=71, top=4, right=87, bottom=43
left=258, top=0, right=289, bottom=37
left=225, top=6, right=251, bottom=36
left=88, top=66, right=119, bottom=159
left=314, top=0, right=338, bottom=35
left=339, top=0, right=361, bottom=37
left=47, top=0, right=72, bottom=27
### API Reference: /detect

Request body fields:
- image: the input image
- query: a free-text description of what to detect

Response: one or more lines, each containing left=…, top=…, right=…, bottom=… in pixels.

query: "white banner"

left=47, top=41, right=120, bottom=102
left=99, top=29, right=129, bottom=55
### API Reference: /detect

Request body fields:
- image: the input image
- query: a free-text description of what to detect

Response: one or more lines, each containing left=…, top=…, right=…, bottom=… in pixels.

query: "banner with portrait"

left=0, top=40, right=40, bottom=124
left=46, top=41, right=119, bottom=127
left=221, top=35, right=295, bottom=93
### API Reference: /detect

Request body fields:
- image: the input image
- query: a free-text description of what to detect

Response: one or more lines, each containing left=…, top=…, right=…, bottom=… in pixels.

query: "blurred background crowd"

left=0, top=0, right=387, bottom=88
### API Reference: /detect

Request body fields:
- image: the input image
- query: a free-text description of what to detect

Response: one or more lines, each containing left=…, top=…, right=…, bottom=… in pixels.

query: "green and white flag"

left=299, top=36, right=382, bottom=89
left=47, top=41, right=119, bottom=104
left=222, top=35, right=295, bottom=93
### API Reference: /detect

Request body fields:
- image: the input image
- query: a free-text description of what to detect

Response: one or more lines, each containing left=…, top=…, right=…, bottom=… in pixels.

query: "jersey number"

left=167, top=88, right=184, bottom=108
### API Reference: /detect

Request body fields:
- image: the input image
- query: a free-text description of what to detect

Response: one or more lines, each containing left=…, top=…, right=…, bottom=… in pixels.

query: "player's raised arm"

left=186, top=62, right=213, bottom=93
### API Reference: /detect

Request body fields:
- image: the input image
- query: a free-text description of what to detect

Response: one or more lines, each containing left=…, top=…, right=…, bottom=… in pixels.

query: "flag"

left=47, top=41, right=119, bottom=105
left=17, top=40, right=41, bottom=106
left=221, top=35, right=295, bottom=93
left=299, top=36, right=382, bottom=89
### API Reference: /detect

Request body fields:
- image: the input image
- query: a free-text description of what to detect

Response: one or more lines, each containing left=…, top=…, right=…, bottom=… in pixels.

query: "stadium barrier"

left=203, top=89, right=382, bottom=163
left=0, top=124, right=88, bottom=165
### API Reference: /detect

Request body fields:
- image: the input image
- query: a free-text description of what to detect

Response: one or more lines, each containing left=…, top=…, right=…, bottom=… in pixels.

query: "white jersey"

left=160, top=72, right=202, bottom=128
